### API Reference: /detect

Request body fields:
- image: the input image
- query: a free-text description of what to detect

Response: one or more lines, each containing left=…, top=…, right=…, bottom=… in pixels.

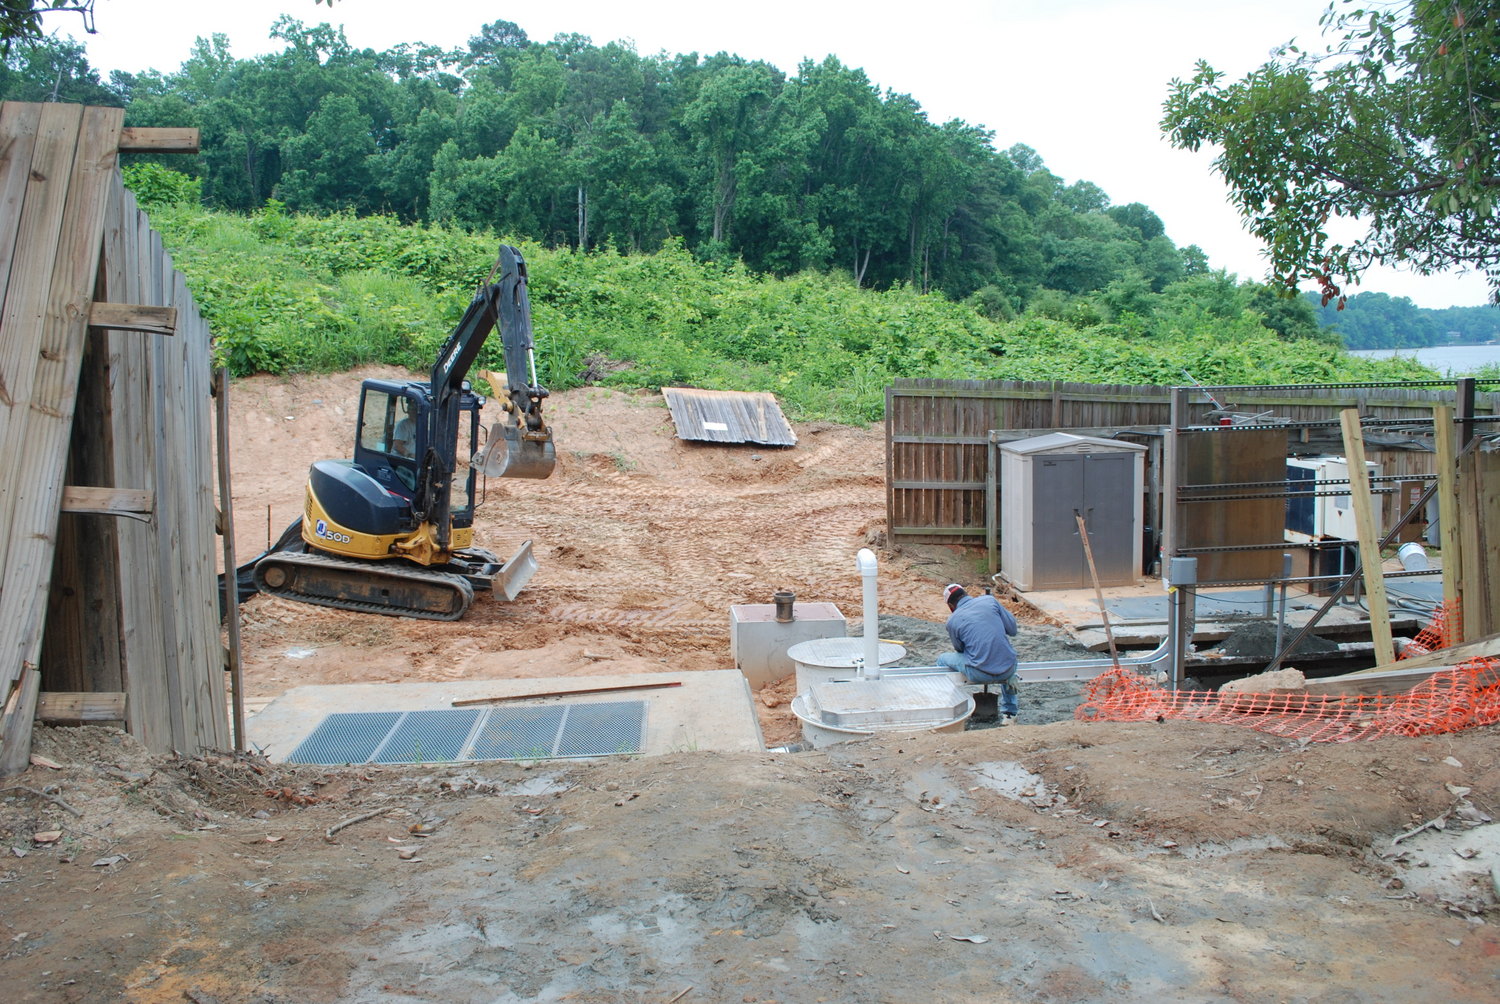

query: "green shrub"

left=144, top=202, right=1442, bottom=423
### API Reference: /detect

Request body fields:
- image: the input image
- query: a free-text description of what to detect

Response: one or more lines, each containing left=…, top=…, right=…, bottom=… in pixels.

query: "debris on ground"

left=1219, top=666, right=1308, bottom=694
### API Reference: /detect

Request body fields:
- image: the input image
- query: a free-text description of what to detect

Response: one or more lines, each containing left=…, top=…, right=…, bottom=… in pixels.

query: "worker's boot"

left=1001, top=678, right=1020, bottom=723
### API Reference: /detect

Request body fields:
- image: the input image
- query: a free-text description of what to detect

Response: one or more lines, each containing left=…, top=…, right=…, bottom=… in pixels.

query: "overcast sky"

left=63, top=0, right=1496, bottom=309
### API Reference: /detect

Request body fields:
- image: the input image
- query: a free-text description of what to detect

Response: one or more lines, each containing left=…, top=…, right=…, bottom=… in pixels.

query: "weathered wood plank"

left=110, top=188, right=173, bottom=751
left=1341, top=409, right=1396, bottom=665
left=1432, top=406, right=1462, bottom=630
left=0, top=666, right=40, bottom=775
left=1303, top=666, right=1459, bottom=697
left=36, top=691, right=127, bottom=720
left=117, top=127, right=199, bottom=153
left=59, top=485, right=153, bottom=517
left=145, top=223, right=191, bottom=750
left=87, top=301, right=176, bottom=335
left=216, top=368, right=246, bottom=750
left=0, top=103, right=83, bottom=585
left=0, top=102, right=42, bottom=323
left=176, top=268, right=229, bottom=750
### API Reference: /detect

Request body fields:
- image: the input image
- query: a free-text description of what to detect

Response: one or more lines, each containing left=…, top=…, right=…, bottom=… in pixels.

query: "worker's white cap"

left=943, top=583, right=964, bottom=602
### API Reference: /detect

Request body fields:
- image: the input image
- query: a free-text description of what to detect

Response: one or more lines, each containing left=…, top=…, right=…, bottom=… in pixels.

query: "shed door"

left=1031, top=456, right=1086, bottom=589
left=1080, top=453, right=1134, bottom=585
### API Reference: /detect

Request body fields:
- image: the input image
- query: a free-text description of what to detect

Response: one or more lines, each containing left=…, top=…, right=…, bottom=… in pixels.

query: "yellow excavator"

left=252, top=245, right=556, bottom=620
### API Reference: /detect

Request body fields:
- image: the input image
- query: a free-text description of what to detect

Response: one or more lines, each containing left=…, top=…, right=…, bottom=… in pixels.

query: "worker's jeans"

left=937, top=653, right=1019, bottom=716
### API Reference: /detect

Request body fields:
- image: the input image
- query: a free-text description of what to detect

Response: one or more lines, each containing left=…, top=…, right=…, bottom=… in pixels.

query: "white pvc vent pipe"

left=856, top=547, right=880, bottom=679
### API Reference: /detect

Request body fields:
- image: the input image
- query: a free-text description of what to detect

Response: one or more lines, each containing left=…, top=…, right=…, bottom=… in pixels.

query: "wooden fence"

left=886, top=377, right=1497, bottom=547
left=0, top=103, right=225, bottom=773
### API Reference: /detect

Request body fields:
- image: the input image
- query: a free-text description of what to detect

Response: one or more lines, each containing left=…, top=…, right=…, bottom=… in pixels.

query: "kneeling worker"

left=937, top=583, right=1020, bottom=723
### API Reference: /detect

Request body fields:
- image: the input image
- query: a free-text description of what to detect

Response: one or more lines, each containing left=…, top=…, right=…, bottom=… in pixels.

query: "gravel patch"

left=854, top=614, right=1097, bottom=726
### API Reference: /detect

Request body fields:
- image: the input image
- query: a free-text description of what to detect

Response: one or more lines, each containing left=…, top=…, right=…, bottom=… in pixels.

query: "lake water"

left=1349, top=344, right=1500, bottom=374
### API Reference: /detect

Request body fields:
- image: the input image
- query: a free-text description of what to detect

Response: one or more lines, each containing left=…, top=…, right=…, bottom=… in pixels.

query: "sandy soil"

left=1, top=371, right=1497, bottom=1002
left=222, top=368, right=1061, bottom=746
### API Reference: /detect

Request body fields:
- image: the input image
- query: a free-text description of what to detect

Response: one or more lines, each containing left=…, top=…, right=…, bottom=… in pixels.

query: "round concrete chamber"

left=788, top=636, right=907, bottom=692
left=790, top=675, right=975, bottom=747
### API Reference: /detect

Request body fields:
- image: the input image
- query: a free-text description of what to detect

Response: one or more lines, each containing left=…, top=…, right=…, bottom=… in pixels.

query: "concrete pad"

left=247, top=669, right=764, bottom=762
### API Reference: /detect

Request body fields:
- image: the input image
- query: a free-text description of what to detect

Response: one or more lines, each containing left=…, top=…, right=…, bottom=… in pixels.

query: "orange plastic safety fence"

left=1400, top=600, right=1462, bottom=659
left=1074, top=657, right=1500, bottom=743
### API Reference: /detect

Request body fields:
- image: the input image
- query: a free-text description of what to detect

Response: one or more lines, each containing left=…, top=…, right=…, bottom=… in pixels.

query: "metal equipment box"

left=1285, top=455, right=1381, bottom=544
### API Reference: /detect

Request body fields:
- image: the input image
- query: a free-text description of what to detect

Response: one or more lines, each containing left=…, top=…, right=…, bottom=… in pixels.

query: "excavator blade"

left=476, top=422, right=556, bottom=479
left=495, top=539, right=538, bottom=601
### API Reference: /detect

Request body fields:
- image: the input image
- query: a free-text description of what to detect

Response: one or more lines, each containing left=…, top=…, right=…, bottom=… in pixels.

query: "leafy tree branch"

left=1162, top=0, right=1500, bottom=304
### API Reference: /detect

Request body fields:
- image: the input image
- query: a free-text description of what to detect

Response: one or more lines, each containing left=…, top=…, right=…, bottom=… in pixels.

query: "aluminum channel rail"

left=876, top=637, right=1171, bottom=686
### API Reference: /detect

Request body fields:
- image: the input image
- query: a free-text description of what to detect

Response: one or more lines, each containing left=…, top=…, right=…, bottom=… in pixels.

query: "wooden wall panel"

left=1459, top=450, right=1500, bottom=640
left=40, top=330, right=125, bottom=695
left=0, top=102, right=42, bottom=319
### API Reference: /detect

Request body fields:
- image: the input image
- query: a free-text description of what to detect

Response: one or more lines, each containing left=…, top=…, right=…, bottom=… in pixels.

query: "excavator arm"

left=415, top=245, right=554, bottom=547
left=471, top=246, right=555, bottom=482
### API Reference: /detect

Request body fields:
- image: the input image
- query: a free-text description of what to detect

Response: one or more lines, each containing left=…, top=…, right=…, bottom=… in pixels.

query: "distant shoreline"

left=1348, top=344, right=1500, bottom=374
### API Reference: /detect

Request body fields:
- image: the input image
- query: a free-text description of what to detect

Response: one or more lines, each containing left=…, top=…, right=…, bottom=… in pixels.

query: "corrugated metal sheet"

left=662, top=387, right=797, bottom=446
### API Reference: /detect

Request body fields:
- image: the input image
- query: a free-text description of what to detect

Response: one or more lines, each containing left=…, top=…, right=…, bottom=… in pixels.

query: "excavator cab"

left=351, top=382, right=480, bottom=512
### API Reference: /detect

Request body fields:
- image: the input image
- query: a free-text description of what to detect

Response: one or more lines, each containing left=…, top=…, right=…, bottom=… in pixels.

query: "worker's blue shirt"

left=945, top=594, right=1019, bottom=679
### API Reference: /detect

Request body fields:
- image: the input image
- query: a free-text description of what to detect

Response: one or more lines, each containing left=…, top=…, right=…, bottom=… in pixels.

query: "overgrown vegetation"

left=14, top=14, right=1494, bottom=358
left=133, top=171, right=1437, bottom=425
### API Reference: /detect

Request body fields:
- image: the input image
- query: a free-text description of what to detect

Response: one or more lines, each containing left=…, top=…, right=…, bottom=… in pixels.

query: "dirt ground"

left=221, top=369, right=1081, bottom=746
left=2, top=370, right=1498, bottom=1002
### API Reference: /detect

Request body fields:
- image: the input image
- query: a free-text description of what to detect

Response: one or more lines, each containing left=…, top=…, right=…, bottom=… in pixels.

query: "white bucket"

left=1397, top=541, right=1430, bottom=572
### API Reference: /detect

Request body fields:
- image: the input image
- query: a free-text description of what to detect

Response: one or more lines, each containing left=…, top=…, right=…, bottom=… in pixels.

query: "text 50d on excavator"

left=252, top=245, right=555, bottom=620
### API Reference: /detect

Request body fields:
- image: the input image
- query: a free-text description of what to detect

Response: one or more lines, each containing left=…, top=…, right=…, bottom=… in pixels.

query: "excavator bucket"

left=475, top=422, right=556, bottom=479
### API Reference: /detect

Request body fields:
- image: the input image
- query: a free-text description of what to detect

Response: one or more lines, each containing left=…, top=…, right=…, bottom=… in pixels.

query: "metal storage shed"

left=997, top=433, right=1146, bottom=592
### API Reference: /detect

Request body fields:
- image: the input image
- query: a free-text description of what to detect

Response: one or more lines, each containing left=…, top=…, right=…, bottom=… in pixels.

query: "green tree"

left=0, top=34, right=121, bottom=105
left=0, top=1, right=92, bottom=53
left=277, top=92, right=375, bottom=211
left=682, top=59, right=782, bottom=246
left=1163, top=0, right=1500, bottom=303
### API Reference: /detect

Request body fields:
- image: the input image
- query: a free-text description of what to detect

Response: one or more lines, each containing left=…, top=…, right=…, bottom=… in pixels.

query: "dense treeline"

left=5, top=18, right=1208, bottom=310
left=1307, top=292, right=1500, bottom=350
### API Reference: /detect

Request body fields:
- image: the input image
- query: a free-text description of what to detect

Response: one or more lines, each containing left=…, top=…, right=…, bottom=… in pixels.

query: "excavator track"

left=253, top=549, right=476, bottom=621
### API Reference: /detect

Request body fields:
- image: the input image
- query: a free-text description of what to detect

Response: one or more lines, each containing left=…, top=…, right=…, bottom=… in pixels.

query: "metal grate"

left=371, top=708, right=482, bottom=764
left=557, top=702, right=645, bottom=757
left=285, top=702, right=647, bottom=765
left=469, top=706, right=566, bottom=761
left=289, top=711, right=402, bottom=765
